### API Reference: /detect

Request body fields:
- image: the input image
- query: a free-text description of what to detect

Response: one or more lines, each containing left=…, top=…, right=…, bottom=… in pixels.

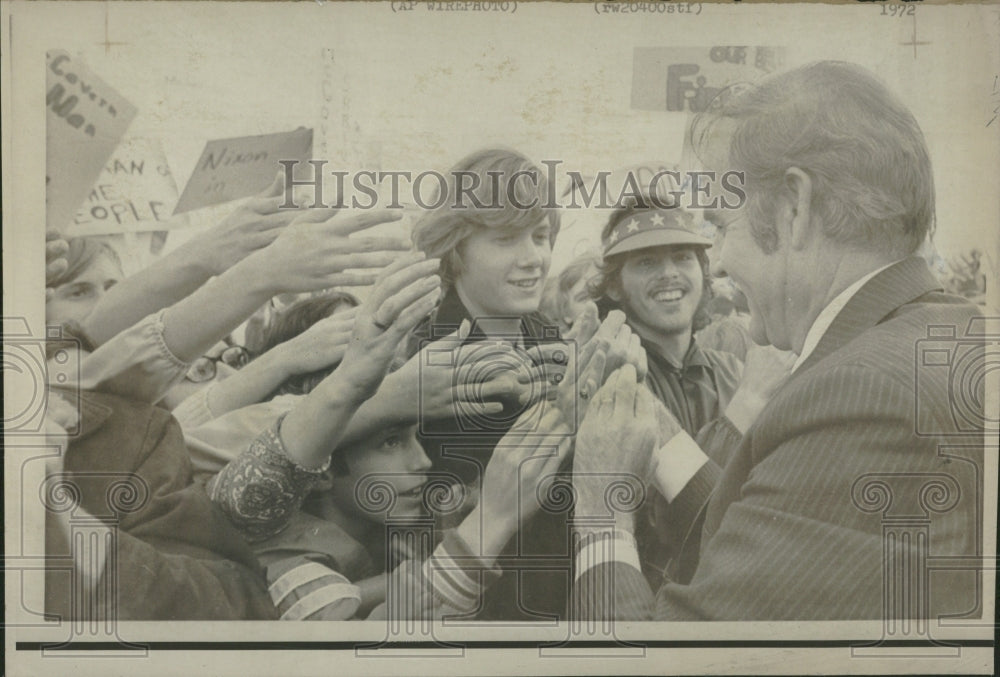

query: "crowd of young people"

left=41, top=61, right=984, bottom=622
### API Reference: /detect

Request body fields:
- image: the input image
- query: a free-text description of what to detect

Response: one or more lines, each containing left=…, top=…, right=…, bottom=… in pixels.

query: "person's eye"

left=533, top=232, right=549, bottom=245
left=495, top=233, right=518, bottom=245
left=381, top=435, right=401, bottom=450
left=675, top=251, right=695, bottom=263
left=67, top=286, right=93, bottom=300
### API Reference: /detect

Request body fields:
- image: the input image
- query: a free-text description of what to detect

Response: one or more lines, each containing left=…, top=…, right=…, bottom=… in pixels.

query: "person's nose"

left=408, top=441, right=433, bottom=472
left=516, top=237, right=545, bottom=270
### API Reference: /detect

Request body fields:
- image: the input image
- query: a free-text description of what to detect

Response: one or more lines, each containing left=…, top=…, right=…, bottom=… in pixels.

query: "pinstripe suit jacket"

left=577, top=256, right=985, bottom=620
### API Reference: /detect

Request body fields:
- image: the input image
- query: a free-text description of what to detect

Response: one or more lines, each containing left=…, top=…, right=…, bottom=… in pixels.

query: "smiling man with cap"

left=591, top=202, right=742, bottom=438
left=589, top=200, right=744, bottom=586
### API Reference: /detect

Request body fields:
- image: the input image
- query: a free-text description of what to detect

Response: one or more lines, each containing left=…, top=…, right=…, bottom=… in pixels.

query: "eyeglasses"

left=185, top=345, right=250, bottom=383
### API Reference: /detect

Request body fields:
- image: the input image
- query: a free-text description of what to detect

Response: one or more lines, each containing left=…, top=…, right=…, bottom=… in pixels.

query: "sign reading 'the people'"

left=46, top=50, right=138, bottom=232
left=72, top=137, right=184, bottom=236
left=174, top=127, right=314, bottom=214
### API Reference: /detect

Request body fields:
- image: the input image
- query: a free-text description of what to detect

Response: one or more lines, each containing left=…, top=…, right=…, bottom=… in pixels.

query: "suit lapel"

left=701, top=256, right=942, bottom=540
left=792, top=256, right=942, bottom=379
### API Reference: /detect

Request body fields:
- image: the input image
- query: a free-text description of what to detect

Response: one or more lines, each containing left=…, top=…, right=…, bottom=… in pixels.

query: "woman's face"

left=330, top=425, right=433, bottom=524
left=46, top=253, right=122, bottom=325
left=453, top=219, right=553, bottom=317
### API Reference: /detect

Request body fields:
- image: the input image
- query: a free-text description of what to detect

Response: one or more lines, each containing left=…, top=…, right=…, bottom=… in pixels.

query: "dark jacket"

left=46, top=389, right=278, bottom=620
left=577, top=256, right=985, bottom=620
left=404, top=288, right=570, bottom=621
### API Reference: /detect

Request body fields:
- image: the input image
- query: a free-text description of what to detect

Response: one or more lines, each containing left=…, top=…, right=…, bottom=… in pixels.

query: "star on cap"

left=608, top=228, right=620, bottom=243
left=625, top=219, right=640, bottom=233
left=650, top=213, right=665, bottom=227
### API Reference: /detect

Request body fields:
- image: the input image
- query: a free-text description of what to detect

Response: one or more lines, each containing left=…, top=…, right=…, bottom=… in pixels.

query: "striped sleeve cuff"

left=573, top=529, right=641, bottom=581
left=266, top=558, right=361, bottom=620
left=419, top=530, right=502, bottom=613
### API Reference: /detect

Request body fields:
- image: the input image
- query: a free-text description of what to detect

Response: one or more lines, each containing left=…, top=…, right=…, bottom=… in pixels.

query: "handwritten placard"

left=71, top=137, right=184, bottom=236
left=631, top=46, right=786, bottom=113
left=46, top=50, right=138, bottom=232
left=174, top=127, right=313, bottom=214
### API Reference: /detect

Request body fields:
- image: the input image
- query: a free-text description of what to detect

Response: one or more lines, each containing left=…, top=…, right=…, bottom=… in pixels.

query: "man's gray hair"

left=690, top=61, right=935, bottom=258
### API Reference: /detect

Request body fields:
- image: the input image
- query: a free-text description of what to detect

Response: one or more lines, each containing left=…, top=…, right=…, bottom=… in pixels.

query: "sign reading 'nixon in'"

left=46, top=50, right=137, bottom=232
left=174, top=127, right=313, bottom=214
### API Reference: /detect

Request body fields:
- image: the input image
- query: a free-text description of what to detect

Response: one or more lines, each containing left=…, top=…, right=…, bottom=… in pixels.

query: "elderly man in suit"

left=570, top=61, right=985, bottom=620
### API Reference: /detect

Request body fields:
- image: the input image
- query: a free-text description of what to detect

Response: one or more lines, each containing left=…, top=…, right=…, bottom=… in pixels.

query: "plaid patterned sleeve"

left=206, top=414, right=329, bottom=542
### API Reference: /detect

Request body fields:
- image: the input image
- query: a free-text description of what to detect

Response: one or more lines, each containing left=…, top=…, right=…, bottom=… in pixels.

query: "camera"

left=2, top=317, right=81, bottom=436
left=914, top=317, right=999, bottom=435
left=416, top=318, right=576, bottom=437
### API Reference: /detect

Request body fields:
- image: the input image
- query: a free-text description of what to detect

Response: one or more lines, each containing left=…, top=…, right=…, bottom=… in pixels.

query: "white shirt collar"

left=791, top=261, right=898, bottom=372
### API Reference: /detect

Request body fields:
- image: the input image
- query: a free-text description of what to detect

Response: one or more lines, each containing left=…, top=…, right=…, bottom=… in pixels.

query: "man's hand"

left=532, top=309, right=644, bottom=430
left=333, top=253, right=442, bottom=403
left=724, top=344, right=797, bottom=434
left=181, top=172, right=306, bottom=276
left=572, top=365, right=659, bottom=533
left=270, top=307, right=358, bottom=376
left=244, top=208, right=411, bottom=294
left=456, top=403, right=572, bottom=561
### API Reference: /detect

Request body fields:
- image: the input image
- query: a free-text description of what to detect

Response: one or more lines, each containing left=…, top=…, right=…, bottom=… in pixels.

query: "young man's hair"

left=589, top=204, right=714, bottom=333
left=48, top=237, right=123, bottom=288
left=411, top=148, right=561, bottom=289
left=248, top=292, right=360, bottom=399
left=688, top=61, right=934, bottom=259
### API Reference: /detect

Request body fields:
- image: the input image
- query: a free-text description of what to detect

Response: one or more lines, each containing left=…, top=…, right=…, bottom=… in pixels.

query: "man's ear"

left=783, top=167, right=813, bottom=251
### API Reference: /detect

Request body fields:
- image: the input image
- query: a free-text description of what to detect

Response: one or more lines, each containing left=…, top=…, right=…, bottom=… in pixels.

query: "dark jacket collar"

left=430, top=287, right=558, bottom=342
left=793, top=256, right=943, bottom=377
left=640, top=333, right=711, bottom=372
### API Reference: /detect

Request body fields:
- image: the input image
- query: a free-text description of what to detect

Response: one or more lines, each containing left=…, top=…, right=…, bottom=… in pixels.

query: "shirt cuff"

left=76, top=309, right=190, bottom=404
left=573, top=529, right=640, bottom=581
left=650, top=430, right=709, bottom=503
left=420, top=530, right=502, bottom=613
left=172, top=382, right=217, bottom=428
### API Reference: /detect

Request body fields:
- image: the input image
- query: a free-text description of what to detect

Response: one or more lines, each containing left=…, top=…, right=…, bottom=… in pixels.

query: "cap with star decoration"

left=601, top=208, right=713, bottom=259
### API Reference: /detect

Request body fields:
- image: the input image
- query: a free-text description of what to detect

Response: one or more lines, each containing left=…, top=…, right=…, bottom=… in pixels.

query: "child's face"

left=330, top=425, right=432, bottom=524
left=453, top=219, right=552, bottom=317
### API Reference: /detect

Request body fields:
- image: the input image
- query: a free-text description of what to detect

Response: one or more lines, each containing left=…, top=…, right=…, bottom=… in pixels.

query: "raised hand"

left=572, top=365, right=659, bottom=529
left=335, top=252, right=443, bottom=403
left=277, top=253, right=442, bottom=470
left=456, top=403, right=572, bottom=560
left=724, top=344, right=797, bottom=434
left=271, top=307, right=358, bottom=375
left=182, top=172, right=306, bottom=276
left=248, top=208, right=411, bottom=294
left=45, top=229, right=70, bottom=285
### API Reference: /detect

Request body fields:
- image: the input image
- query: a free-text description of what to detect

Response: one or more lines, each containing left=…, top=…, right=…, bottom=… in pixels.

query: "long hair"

left=411, top=148, right=561, bottom=289
left=589, top=204, right=714, bottom=333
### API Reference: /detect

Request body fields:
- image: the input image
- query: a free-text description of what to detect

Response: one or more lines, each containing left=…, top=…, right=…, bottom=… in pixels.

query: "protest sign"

left=45, top=50, right=137, bottom=232
left=631, top=46, right=785, bottom=113
left=71, top=136, right=184, bottom=236
left=174, top=127, right=313, bottom=213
